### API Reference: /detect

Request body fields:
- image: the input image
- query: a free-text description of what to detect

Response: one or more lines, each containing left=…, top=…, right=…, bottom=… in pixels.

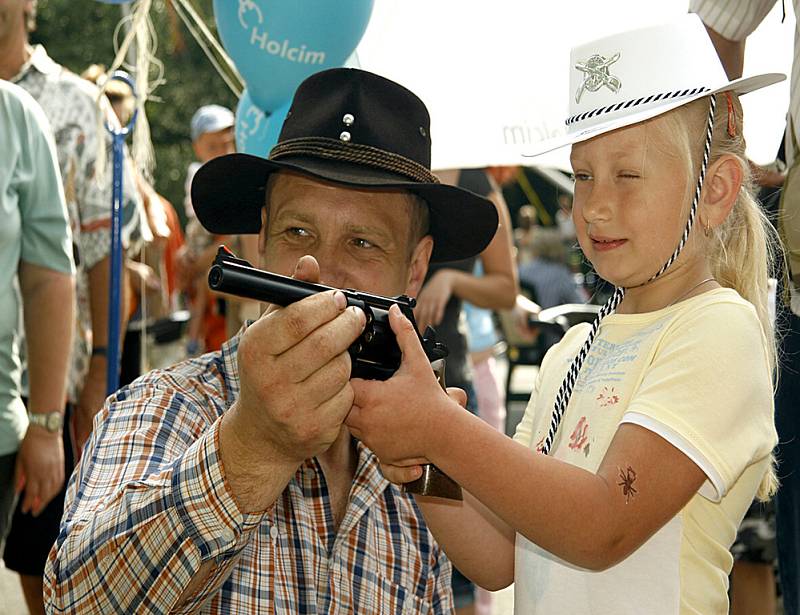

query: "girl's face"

left=570, top=117, right=707, bottom=291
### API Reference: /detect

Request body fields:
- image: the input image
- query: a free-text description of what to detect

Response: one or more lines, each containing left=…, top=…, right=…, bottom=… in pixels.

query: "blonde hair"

left=661, top=93, right=782, bottom=500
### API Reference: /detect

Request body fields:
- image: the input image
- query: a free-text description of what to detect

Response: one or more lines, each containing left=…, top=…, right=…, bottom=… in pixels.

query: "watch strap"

left=28, top=411, right=64, bottom=433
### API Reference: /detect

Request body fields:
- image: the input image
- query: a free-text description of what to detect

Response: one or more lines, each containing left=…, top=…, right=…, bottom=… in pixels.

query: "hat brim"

left=191, top=153, right=499, bottom=263
left=523, top=72, right=786, bottom=158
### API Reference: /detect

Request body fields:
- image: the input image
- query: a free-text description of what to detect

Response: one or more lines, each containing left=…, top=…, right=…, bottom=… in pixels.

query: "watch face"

left=46, top=412, right=63, bottom=432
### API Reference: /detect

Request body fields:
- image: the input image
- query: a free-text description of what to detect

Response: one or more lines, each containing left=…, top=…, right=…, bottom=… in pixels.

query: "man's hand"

left=219, top=256, right=366, bottom=512
left=15, top=427, right=65, bottom=516
left=749, top=159, right=785, bottom=189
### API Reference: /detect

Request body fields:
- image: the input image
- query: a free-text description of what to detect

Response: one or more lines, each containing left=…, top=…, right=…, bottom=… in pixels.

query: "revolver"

left=208, top=246, right=462, bottom=500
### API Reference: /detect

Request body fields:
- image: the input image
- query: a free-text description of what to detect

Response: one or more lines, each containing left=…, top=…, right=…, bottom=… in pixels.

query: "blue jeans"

left=775, top=309, right=800, bottom=615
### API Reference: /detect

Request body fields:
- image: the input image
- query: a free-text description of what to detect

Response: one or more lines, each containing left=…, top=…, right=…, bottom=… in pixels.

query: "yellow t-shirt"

left=513, top=288, right=777, bottom=614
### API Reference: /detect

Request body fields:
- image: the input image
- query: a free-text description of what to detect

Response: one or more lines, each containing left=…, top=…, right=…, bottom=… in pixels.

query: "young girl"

left=346, top=15, right=785, bottom=614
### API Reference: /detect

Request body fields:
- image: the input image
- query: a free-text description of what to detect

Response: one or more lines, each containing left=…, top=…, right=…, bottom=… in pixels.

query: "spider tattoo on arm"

left=617, top=466, right=638, bottom=503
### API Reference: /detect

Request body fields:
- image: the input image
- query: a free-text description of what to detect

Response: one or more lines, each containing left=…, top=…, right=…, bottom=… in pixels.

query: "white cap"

left=190, top=104, right=234, bottom=142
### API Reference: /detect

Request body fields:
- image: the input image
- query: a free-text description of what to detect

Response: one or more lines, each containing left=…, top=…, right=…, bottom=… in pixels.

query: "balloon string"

left=94, top=0, right=160, bottom=183
left=170, top=0, right=244, bottom=97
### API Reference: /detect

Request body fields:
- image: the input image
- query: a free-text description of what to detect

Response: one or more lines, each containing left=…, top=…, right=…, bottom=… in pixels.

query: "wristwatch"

left=28, top=411, right=64, bottom=433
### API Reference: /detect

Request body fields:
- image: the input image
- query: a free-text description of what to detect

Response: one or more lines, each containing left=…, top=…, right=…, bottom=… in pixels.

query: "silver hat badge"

left=575, top=52, right=622, bottom=103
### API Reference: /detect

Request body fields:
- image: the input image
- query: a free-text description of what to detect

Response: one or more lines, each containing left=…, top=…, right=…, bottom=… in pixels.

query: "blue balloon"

left=214, top=0, right=374, bottom=112
left=235, top=90, right=290, bottom=157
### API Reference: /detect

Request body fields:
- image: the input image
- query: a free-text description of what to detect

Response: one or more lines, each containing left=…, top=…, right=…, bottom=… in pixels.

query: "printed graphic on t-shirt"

left=596, top=386, right=620, bottom=407
left=568, top=416, right=590, bottom=455
left=574, top=321, right=665, bottom=393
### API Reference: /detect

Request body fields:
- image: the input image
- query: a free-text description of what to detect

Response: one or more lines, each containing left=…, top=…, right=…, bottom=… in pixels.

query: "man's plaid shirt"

left=44, top=328, right=453, bottom=614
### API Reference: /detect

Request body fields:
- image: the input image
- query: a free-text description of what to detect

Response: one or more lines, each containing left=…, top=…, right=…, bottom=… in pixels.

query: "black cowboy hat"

left=191, top=68, right=498, bottom=262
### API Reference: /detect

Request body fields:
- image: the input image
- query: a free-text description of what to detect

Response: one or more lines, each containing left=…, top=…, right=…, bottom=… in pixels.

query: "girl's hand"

left=374, top=386, right=468, bottom=485
left=347, top=304, right=463, bottom=464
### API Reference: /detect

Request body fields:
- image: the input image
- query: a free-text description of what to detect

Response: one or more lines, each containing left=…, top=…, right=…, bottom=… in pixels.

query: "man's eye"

left=618, top=172, right=641, bottom=179
left=573, top=172, right=592, bottom=182
left=352, top=237, right=375, bottom=249
left=288, top=227, right=311, bottom=237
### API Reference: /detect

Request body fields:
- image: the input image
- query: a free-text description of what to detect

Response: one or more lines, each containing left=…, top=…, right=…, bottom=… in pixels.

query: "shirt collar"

left=13, top=44, right=59, bottom=82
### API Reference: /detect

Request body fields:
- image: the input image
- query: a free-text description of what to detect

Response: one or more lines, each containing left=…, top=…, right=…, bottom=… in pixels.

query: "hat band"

left=565, top=86, right=711, bottom=127
left=269, top=137, right=440, bottom=184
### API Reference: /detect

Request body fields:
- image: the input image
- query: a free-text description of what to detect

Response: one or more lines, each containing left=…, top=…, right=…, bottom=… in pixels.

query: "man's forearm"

left=703, top=24, right=746, bottom=79
left=19, top=261, right=75, bottom=413
left=88, top=255, right=129, bottom=349
left=46, top=416, right=271, bottom=612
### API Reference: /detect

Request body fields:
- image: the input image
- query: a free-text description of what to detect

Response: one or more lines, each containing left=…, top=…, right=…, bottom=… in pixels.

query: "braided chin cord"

left=540, top=95, right=717, bottom=456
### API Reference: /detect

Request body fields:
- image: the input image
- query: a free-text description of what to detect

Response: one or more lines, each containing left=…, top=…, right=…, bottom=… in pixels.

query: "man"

left=180, top=104, right=237, bottom=355
left=0, top=1, right=143, bottom=612
left=183, top=104, right=236, bottom=221
left=0, top=78, right=74, bottom=574
left=689, top=3, right=800, bottom=614
left=44, top=68, right=499, bottom=613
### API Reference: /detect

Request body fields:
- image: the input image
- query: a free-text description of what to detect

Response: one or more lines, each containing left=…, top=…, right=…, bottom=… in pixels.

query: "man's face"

left=0, top=0, right=28, bottom=43
left=260, top=172, right=432, bottom=298
left=192, top=126, right=235, bottom=163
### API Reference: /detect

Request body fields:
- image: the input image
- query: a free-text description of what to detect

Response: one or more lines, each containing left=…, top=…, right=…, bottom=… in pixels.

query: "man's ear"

left=258, top=207, right=268, bottom=256
left=405, top=235, right=434, bottom=297
left=702, top=154, right=743, bottom=229
left=191, top=140, right=204, bottom=162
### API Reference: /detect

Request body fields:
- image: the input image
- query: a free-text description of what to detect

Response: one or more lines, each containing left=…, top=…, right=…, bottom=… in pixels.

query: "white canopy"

left=355, top=0, right=793, bottom=171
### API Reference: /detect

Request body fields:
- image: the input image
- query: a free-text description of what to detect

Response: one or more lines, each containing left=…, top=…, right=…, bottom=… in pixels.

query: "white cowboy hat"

left=525, top=13, right=785, bottom=157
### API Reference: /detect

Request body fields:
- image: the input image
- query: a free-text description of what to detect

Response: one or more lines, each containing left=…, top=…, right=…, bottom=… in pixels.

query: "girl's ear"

left=701, top=154, right=743, bottom=229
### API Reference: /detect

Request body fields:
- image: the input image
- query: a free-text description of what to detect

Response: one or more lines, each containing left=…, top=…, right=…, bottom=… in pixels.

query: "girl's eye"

left=618, top=172, right=641, bottom=179
left=573, top=172, right=592, bottom=182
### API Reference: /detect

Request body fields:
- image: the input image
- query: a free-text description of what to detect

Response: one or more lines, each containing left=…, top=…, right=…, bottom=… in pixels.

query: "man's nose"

left=313, top=245, right=352, bottom=289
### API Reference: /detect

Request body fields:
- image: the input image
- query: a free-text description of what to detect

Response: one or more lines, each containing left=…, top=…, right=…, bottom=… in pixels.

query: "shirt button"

left=221, top=528, right=235, bottom=543
left=269, top=526, right=279, bottom=541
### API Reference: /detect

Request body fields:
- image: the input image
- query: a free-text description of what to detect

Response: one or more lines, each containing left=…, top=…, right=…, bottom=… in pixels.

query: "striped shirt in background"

left=43, top=328, right=452, bottom=614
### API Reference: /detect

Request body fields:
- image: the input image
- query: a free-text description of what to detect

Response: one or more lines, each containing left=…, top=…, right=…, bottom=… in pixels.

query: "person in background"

left=0, top=79, right=74, bottom=597
left=689, top=3, right=800, bottom=613
left=179, top=104, right=236, bottom=355
left=81, top=63, right=181, bottom=385
left=513, top=204, right=539, bottom=264
left=0, top=2, right=144, bottom=613
left=518, top=227, right=585, bottom=306
left=415, top=167, right=518, bottom=615
left=462, top=270, right=507, bottom=615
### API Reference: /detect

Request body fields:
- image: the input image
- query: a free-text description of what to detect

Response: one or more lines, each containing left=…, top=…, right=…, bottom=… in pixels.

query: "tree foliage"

left=32, top=0, right=238, bottom=225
